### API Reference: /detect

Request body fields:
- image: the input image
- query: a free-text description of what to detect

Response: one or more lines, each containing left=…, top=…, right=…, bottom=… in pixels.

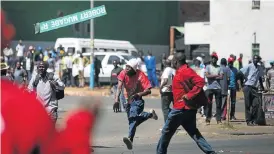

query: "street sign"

left=34, top=5, right=107, bottom=34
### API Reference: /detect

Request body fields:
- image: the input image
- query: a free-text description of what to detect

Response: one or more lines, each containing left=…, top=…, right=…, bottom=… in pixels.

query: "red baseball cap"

left=228, top=57, right=234, bottom=63
left=211, top=53, right=218, bottom=59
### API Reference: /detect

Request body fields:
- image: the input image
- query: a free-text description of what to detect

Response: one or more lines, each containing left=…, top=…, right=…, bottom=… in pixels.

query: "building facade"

left=185, top=0, right=274, bottom=66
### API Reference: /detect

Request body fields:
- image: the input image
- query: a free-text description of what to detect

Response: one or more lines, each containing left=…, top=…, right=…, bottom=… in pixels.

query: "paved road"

left=57, top=96, right=274, bottom=154
left=93, top=136, right=274, bottom=154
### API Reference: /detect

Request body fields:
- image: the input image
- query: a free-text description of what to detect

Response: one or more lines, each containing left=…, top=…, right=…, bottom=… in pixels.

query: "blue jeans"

left=157, top=109, right=215, bottom=154
left=147, top=69, right=159, bottom=87
left=127, top=99, right=152, bottom=141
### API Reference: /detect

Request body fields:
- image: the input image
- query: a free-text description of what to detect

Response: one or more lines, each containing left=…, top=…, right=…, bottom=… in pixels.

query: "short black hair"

left=220, top=58, right=227, bottom=65
left=174, top=52, right=186, bottom=64
left=39, top=61, right=49, bottom=69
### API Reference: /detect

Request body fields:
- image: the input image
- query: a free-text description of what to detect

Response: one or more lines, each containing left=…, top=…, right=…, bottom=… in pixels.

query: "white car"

left=83, top=52, right=136, bottom=83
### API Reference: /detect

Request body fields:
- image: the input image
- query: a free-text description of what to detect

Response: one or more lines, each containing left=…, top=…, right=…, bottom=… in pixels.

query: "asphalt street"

left=92, top=136, right=274, bottom=154
left=57, top=96, right=274, bottom=154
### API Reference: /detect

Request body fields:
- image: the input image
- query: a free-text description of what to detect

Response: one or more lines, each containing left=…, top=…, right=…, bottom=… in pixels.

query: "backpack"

left=33, top=73, right=64, bottom=100
left=47, top=72, right=64, bottom=100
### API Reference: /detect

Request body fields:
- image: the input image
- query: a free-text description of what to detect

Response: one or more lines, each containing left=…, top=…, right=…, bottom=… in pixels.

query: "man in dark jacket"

left=110, top=60, right=126, bottom=112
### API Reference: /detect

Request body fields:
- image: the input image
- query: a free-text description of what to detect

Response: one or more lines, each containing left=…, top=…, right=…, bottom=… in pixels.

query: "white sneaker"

left=150, top=109, right=158, bottom=120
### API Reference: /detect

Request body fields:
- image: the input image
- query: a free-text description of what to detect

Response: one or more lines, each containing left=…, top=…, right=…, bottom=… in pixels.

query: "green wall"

left=2, top=1, right=178, bottom=45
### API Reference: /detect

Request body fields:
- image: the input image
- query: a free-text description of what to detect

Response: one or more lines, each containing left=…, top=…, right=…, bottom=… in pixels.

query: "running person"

left=114, top=58, right=158, bottom=150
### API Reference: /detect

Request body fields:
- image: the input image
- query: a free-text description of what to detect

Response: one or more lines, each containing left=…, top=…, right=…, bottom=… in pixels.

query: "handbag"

left=181, top=79, right=208, bottom=109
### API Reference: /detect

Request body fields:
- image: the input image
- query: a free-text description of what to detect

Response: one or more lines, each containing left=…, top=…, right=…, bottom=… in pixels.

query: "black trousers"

left=205, top=89, right=222, bottom=121
left=243, top=86, right=260, bottom=123
left=160, top=92, right=173, bottom=123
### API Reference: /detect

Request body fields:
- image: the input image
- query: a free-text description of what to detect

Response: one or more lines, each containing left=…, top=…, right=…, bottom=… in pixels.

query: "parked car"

left=83, top=52, right=135, bottom=83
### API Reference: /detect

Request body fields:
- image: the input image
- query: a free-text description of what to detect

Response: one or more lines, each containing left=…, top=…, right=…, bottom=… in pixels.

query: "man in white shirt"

left=159, top=59, right=175, bottom=123
left=3, top=44, right=13, bottom=60
left=16, top=40, right=25, bottom=62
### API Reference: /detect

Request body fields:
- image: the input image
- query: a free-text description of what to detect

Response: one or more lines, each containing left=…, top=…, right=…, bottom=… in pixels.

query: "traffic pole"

left=89, top=0, right=95, bottom=90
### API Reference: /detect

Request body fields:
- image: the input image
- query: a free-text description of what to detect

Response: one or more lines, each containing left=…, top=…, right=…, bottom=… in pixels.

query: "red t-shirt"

left=172, top=65, right=205, bottom=110
left=117, top=70, right=151, bottom=102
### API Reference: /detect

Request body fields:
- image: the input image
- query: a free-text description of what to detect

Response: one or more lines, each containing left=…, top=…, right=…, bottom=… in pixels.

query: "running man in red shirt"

left=157, top=52, right=216, bottom=154
left=115, top=58, right=158, bottom=150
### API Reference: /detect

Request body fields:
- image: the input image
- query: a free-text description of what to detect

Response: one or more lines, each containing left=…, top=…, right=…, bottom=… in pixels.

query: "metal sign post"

left=89, top=0, right=95, bottom=90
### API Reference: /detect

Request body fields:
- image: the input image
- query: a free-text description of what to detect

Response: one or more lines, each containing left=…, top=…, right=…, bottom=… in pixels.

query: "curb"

left=176, top=130, right=274, bottom=136
left=64, top=91, right=161, bottom=98
left=225, top=132, right=274, bottom=136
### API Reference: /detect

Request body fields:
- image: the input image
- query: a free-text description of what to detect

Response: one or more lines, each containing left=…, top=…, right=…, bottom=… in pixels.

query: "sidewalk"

left=65, top=86, right=161, bottom=97
left=176, top=112, right=274, bottom=137
left=65, top=86, right=245, bottom=99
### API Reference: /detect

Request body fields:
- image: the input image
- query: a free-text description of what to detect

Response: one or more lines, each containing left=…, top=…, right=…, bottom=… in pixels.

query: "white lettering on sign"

left=41, top=23, right=49, bottom=31
left=51, top=15, right=79, bottom=28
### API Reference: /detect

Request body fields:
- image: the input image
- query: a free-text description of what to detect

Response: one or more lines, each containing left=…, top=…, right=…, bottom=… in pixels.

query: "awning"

left=171, top=26, right=184, bottom=34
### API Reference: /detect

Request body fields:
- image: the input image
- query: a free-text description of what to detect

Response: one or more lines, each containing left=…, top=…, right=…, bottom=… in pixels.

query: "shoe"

left=221, top=117, right=226, bottom=121
left=247, top=122, right=255, bottom=126
left=150, top=109, right=158, bottom=120
left=123, top=137, right=133, bottom=150
left=205, top=120, right=210, bottom=125
left=230, top=116, right=237, bottom=120
left=217, top=121, right=222, bottom=125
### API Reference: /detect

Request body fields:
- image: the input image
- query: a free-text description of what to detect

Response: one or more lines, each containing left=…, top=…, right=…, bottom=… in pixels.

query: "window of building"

left=107, top=56, right=120, bottom=64
left=252, top=43, right=260, bottom=57
left=252, top=0, right=260, bottom=10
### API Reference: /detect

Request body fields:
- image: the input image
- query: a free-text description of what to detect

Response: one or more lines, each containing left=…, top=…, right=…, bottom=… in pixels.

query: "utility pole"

left=89, top=0, right=95, bottom=89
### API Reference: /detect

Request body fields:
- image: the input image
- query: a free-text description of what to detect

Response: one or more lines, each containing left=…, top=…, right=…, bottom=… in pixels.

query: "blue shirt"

left=229, top=67, right=238, bottom=89
left=240, top=63, right=264, bottom=87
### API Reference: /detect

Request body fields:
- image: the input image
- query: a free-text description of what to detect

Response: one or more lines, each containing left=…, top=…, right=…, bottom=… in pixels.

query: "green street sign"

left=34, top=5, right=107, bottom=34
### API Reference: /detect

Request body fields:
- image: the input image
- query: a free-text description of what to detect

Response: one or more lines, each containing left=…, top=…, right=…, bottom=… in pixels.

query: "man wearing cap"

left=160, top=59, right=175, bottom=123
left=115, top=58, right=158, bottom=150
left=157, top=52, right=216, bottom=154
left=192, top=57, right=206, bottom=116
left=204, top=52, right=223, bottom=125
left=240, top=55, right=265, bottom=126
left=222, top=57, right=240, bottom=120
left=267, top=61, right=274, bottom=91
left=219, top=58, right=231, bottom=120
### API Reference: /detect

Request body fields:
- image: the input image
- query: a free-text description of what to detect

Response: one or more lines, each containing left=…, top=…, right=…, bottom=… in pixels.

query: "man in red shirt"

left=115, top=58, right=158, bottom=150
left=156, top=52, right=216, bottom=154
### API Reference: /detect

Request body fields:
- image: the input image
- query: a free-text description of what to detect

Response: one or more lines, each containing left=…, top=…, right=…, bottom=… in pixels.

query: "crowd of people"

left=2, top=39, right=274, bottom=153
left=1, top=40, right=93, bottom=88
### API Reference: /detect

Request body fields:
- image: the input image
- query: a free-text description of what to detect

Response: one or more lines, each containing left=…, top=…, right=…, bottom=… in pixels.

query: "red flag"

left=1, top=9, right=16, bottom=49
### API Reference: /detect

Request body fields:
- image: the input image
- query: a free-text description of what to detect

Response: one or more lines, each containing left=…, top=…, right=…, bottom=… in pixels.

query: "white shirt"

left=161, top=67, right=175, bottom=92
left=16, top=44, right=25, bottom=57
left=25, top=58, right=31, bottom=71
left=64, top=56, right=73, bottom=69
left=3, top=47, right=13, bottom=57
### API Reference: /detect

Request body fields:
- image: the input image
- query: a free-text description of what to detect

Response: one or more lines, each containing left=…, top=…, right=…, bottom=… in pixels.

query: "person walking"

left=28, top=61, right=65, bottom=124
left=156, top=52, right=216, bottom=154
left=114, top=58, right=158, bottom=150
left=204, top=52, right=223, bottom=125
left=144, top=51, right=159, bottom=87
left=159, top=59, right=175, bottom=123
left=94, top=56, right=103, bottom=88
left=240, top=55, right=265, bottom=126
